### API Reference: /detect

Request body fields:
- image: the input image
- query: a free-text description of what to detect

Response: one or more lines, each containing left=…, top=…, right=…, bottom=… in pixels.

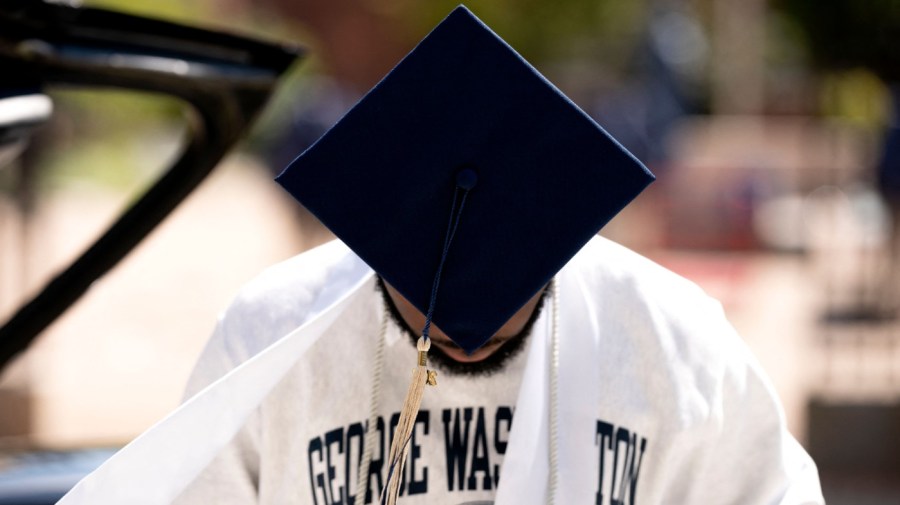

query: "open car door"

left=0, top=0, right=303, bottom=370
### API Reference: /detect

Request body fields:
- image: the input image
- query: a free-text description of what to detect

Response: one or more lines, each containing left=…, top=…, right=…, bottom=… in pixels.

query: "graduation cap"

left=277, top=5, right=654, bottom=354
left=276, top=6, right=653, bottom=502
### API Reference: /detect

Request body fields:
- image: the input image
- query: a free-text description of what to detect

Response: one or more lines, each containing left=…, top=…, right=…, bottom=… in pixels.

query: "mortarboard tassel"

left=380, top=169, right=476, bottom=505
left=380, top=337, right=436, bottom=505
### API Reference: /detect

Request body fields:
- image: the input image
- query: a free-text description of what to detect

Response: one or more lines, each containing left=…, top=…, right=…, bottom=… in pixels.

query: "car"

left=0, top=1, right=302, bottom=501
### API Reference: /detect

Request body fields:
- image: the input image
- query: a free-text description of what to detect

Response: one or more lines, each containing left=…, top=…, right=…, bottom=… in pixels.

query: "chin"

left=441, top=347, right=494, bottom=364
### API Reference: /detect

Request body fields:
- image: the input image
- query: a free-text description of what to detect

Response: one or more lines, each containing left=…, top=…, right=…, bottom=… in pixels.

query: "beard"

left=375, top=277, right=547, bottom=377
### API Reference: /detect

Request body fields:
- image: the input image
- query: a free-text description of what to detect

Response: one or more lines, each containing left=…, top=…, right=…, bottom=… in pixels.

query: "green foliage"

left=82, top=0, right=206, bottom=24
left=776, top=0, right=900, bottom=81
left=35, top=2, right=216, bottom=190
left=405, top=0, right=647, bottom=65
left=37, top=89, right=185, bottom=191
left=819, top=69, right=890, bottom=126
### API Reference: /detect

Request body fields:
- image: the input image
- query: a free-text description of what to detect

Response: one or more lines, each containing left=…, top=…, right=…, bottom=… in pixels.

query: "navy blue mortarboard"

left=276, top=5, right=654, bottom=355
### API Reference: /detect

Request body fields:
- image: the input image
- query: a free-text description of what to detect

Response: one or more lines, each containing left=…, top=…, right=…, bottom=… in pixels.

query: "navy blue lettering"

left=442, top=407, right=473, bottom=491
left=325, top=428, right=345, bottom=505
left=344, top=422, right=364, bottom=504
left=407, top=411, right=430, bottom=495
left=310, top=407, right=529, bottom=502
left=467, top=407, right=492, bottom=490
left=596, top=420, right=650, bottom=505
left=308, top=436, right=329, bottom=505
left=493, top=406, right=513, bottom=487
left=616, top=434, right=646, bottom=505
left=595, top=420, right=614, bottom=505
left=609, top=426, right=630, bottom=504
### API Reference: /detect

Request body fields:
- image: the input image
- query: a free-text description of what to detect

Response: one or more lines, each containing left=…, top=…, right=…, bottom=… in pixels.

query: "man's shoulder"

left=213, top=240, right=372, bottom=357
left=230, top=239, right=361, bottom=306
left=567, top=236, right=745, bottom=396
left=568, top=235, right=709, bottom=304
left=184, top=240, right=373, bottom=395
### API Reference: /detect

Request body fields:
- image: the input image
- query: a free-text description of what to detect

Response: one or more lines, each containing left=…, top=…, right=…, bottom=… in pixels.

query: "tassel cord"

left=380, top=337, right=431, bottom=505
left=548, top=279, right=560, bottom=505
left=421, top=187, right=470, bottom=341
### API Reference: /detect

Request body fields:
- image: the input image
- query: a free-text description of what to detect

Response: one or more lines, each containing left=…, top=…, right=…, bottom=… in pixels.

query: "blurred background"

left=1, top=0, right=898, bottom=503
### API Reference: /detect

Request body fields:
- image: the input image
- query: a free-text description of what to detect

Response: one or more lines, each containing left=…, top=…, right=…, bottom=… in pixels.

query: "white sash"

left=58, top=261, right=591, bottom=504
left=57, top=255, right=372, bottom=505
left=495, top=266, right=599, bottom=504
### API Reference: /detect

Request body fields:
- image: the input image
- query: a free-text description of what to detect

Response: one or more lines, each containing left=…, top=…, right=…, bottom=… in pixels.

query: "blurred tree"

left=407, top=0, right=648, bottom=67
left=83, top=0, right=206, bottom=26
left=243, top=0, right=655, bottom=167
left=776, top=0, right=900, bottom=82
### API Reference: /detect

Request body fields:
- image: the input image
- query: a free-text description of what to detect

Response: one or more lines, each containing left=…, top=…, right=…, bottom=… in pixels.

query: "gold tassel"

left=380, top=336, right=436, bottom=505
